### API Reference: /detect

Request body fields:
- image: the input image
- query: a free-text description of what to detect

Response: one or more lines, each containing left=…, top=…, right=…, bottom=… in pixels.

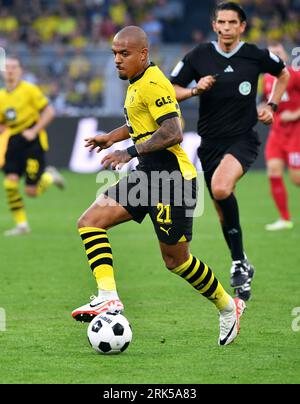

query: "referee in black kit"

left=170, top=1, right=289, bottom=301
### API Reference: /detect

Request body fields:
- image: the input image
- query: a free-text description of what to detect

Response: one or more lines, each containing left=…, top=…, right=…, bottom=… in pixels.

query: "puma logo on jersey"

left=160, top=226, right=172, bottom=236
left=155, top=96, right=173, bottom=107
left=224, top=65, right=234, bottom=73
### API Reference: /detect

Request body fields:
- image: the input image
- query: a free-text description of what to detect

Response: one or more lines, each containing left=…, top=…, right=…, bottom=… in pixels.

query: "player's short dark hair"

left=213, top=2, right=247, bottom=22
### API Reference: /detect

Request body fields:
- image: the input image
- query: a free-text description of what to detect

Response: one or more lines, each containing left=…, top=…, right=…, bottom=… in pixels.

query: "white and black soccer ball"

left=87, top=312, right=132, bottom=354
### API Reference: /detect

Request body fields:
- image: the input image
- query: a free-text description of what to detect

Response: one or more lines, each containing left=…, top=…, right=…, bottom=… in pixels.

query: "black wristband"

left=191, top=87, right=198, bottom=96
left=126, top=145, right=139, bottom=158
left=267, top=102, right=278, bottom=112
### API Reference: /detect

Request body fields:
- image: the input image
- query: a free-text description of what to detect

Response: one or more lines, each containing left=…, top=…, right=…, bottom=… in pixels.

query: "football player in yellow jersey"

left=0, top=56, right=65, bottom=236
left=72, top=26, right=246, bottom=346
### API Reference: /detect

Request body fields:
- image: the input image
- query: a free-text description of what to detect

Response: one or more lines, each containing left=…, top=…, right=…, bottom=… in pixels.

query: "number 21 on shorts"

left=156, top=203, right=172, bottom=224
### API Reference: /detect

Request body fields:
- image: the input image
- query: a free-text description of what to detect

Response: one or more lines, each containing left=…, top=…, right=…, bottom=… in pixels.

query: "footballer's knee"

left=160, top=241, right=190, bottom=270
left=293, top=179, right=300, bottom=187
left=267, top=169, right=283, bottom=178
left=162, top=251, right=190, bottom=271
left=211, top=183, right=231, bottom=200
left=3, top=176, right=19, bottom=190
left=290, top=175, right=300, bottom=187
left=163, top=254, right=178, bottom=270
left=288, top=168, right=300, bottom=186
left=77, top=209, right=108, bottom=230
left=267, top=159, right=284, bottom=177
left=25, top=186, right=38, bottom=197
left=77, top=212, right=97, bottom=229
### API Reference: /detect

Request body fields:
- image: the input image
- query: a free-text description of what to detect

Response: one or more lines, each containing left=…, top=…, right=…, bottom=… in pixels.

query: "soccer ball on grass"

left=87, top=312, right=132, bottom=354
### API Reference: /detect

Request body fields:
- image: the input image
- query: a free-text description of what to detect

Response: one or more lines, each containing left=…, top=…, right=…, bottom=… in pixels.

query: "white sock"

left=18, top=222, right=29, bottom=228
left=98, top=289, right=119, bottom=301
left=220, top=296, right=235, bottom=314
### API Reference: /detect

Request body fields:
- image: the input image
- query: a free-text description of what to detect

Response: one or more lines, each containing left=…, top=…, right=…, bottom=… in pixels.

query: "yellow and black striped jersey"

left=124, top=63, right=196, bottom=180
left=0, top=80, right=49, bottom=150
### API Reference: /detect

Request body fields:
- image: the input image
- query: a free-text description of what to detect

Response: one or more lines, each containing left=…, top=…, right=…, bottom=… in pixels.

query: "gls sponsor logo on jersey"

left=155, top=96, right=173, bottom=107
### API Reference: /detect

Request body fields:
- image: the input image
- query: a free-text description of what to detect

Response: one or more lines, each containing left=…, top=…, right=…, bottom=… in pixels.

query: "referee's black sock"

left=221, top=223, right=232, bottom=251
left=216, top=193, right=244, bottom=261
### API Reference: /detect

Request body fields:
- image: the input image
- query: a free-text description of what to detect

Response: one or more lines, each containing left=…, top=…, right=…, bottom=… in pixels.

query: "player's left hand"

left=257, top=107, right=274, bottom=125
left=22, top=128, right=37, bottom=141
left=101, top=150, right=132, bottom=170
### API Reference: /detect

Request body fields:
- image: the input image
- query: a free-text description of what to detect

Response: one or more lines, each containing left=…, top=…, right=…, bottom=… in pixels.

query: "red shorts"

left=265, top=128, right=300, bottom=169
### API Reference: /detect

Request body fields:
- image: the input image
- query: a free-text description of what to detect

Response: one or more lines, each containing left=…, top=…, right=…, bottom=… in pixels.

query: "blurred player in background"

left=72, top=26, right=246, bottom=346
left=170, top=2, right=289, bottom=301
left=0, top=56, right=65, bottom=236
left=0, top=125, right=9, bottom=169
left=262, top=43, right=300, bottom=231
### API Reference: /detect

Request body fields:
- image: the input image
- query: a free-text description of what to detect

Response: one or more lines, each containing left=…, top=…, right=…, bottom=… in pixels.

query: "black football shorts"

left=198, top=130, right=261, bottom=191
left=3, top=134, right=45, bottom=185
left=104, top=170, right=198, bottom=245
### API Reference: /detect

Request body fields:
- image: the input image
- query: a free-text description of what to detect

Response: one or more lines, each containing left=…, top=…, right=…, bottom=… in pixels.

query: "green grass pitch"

left=0, top=171, right=299, bottom=384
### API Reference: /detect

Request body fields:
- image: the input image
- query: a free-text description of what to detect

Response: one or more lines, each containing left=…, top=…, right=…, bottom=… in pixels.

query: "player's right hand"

left=195, top=75, right=216, bottom=93
left=84, top=134, right=113, bottom=153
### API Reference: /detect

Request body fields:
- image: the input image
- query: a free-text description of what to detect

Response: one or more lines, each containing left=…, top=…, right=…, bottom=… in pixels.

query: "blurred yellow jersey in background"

left=0, top=80, right=49, bottom=155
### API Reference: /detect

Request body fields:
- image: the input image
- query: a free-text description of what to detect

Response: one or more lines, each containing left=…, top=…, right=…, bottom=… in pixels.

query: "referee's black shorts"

left=3, top=134, right=46, bottom=185
left=104, top=169, right=198, bottom=245
left=198, top=130, right=261, bottom=194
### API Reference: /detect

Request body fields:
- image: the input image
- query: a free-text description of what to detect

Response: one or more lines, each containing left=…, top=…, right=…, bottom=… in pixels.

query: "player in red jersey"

left=262, top=43, right=300, bottom=230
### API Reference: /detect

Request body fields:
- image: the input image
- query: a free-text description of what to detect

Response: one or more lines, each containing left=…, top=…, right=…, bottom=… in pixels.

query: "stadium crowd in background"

left=0, top=0, right=299, bottom=114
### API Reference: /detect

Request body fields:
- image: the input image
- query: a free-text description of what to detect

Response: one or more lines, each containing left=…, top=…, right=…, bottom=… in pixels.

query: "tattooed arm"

left=136, top=116, right=183, bottom=155
left=101, top=117, right=183, bottom=169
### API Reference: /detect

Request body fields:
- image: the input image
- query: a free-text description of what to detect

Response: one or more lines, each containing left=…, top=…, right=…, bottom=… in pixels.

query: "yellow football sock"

left=37, top=172, right=53, bottom=195
left=170, top=254, right=230, bottom=311
left=79, top=227, right=116, bottom=291
left=3, top=178, right=28, bottom=225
